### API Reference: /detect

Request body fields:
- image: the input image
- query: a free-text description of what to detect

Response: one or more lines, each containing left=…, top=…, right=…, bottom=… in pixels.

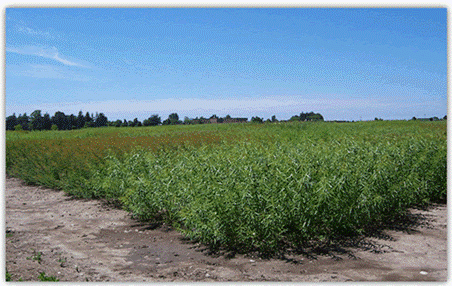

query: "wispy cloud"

left=16, top=25, right=53, bottom=39
left=9, top=64, right=91, bottom=81
left=6, top=45, right=88, bottom=67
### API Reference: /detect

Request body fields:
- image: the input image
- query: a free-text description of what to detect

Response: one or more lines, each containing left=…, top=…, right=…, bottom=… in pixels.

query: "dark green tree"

left=130, top=118, right=140, bottom=127
left=95, top=113, right=108, bottom=127
left=30, top=110, right=44, bottom=130
left=77, top=111, right=86, bottom=129
left=42, top=113, right=52, bottom=130
left=68, top=114, right=77, bottom=129
left=251, top=116, right=263, bottom=123
left=143, top=114, right=161, bottom=126
left=17, top=113, right=30, bottom=130
left=52, top=111, right=69, bottom=130
left=114, top=119, right=122, bottom=127
left=168, top=113, right=181, bottom=125
left=289, top=115, right=300, bottom=121
left=6, top=113, right=17, bottom=131
left=85, top=112, right=93, bottom=126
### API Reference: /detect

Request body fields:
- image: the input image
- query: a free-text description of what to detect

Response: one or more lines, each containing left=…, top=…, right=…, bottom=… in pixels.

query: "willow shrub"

left=91, top=124, right=446, bottom=254
left=6, top=121, right=447, bottom=255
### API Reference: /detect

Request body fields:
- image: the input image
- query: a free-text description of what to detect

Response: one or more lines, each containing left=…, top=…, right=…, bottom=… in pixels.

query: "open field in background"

left=6, top=120, right=447, bottom=255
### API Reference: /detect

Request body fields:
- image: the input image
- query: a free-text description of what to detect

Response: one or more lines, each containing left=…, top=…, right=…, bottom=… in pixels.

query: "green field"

left=6, top=120, right=447, bottom=255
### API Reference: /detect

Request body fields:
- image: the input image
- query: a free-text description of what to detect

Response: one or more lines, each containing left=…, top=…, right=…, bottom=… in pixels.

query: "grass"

left=6, top=120, right=447, bottom=255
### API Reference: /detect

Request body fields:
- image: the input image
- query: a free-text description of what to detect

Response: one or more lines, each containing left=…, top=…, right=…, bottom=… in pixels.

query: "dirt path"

left=5, top=176, right=447, bottom=282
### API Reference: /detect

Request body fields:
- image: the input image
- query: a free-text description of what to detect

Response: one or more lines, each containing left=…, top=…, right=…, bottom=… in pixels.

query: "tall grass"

left=6, top=120, right=447, bottom=255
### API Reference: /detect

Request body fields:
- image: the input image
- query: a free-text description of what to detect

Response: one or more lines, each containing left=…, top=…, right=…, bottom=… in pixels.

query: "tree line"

left=5, top=110, right=324, bottom=131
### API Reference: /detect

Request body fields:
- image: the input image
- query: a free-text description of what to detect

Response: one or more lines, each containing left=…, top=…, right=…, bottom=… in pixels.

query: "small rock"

left=420, top=271, right=428, bottom=275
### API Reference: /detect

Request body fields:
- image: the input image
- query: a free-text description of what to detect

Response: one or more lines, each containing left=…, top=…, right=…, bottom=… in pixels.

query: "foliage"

left=251, top=116, right=264, bottom=123
left=38, top=272, right=59, bottom=282
left=26, top=250, right=43, bottom=263
left=6, top=121, right=447, bottom=255
left=6, top=269, right=11, bottom=281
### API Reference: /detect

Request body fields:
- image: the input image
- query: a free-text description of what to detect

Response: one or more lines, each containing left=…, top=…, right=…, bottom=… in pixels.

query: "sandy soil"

left=5, top=176, right=447, bottom=282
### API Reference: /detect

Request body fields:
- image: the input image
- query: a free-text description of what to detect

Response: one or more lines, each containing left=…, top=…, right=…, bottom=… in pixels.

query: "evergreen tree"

left=95, top=113, right=108, bottom=127
left=42, top=113, right=52, bottom=130
left=68, top=114, right=77, bottom=129
left=77, top=111, right=85, bottom=129
left=30, top=110, right=44, bottom=131
left=131, top=118, right=140, bottom=127
left=52, top=111, right=69, bottom=130
left=6, top=113, right=17, bottom=131
left=17, top=113, right=30, bottom=130
left=85, top=112, right=93, bottom=124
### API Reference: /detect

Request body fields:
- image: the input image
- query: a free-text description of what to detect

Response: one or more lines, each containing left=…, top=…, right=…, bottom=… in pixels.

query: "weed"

left=6, top=269, right=11, bottom=281
left=5, top=269, right=23, bottom=282
left=58, top=255, right=67, bottom=267
left=26, top=250, right=42, bottom=263
left=38, top=272, right=59, bottom=282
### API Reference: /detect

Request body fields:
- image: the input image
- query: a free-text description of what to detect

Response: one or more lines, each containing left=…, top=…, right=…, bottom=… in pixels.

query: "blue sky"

left=5, top=8, right=447, bottom=121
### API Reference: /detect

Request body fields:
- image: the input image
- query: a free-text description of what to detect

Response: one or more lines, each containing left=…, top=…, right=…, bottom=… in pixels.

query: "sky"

left=5, top=8, right=448, bottom=121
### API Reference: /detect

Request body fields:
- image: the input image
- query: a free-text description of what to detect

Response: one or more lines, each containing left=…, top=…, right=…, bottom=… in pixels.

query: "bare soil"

left=5, top=176, right=447, bottom=282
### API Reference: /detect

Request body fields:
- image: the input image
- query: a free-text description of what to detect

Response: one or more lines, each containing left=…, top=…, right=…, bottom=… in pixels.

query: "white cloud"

left=6, top=45, right=88, bottom=67
left=16, top=25, right=52, bottom=38
left=10, top=64, right=91, bottom=81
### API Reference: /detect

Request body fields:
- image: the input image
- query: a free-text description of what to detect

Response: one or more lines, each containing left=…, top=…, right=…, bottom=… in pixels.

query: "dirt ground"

left=5, top=176, right=447, bottom=282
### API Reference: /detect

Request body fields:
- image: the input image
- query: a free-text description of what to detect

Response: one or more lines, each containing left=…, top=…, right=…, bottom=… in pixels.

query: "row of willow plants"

left=6, top=121, right=447, bottom=255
